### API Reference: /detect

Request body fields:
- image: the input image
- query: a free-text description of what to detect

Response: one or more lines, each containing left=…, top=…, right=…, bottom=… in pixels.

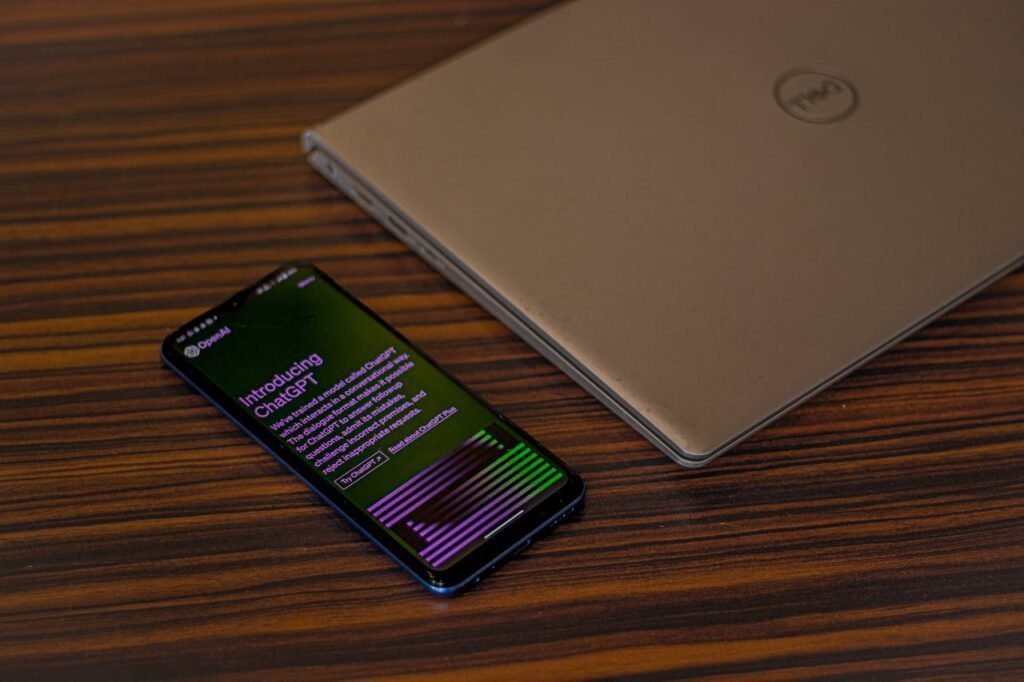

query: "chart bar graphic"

left=368, top=425, right=564, bottom=568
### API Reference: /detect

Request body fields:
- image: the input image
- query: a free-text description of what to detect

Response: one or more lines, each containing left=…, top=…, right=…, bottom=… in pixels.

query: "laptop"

left=302, top=0, right=1024, bottom=467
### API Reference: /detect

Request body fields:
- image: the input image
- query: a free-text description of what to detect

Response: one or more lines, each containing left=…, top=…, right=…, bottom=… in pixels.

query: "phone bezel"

left=160, top=262, right=585, bottom=595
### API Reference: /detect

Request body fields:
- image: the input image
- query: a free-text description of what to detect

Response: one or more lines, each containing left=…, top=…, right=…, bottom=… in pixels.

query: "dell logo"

left=775, top=68, right=857, bottom=124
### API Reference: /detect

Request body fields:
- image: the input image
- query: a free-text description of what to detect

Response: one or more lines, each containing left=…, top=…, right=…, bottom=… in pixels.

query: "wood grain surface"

left=2, top=1, right=1023, bottom=679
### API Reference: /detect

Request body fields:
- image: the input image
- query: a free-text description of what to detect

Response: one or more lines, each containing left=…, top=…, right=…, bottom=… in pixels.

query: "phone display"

left=161, top=264, right=584, bottom=594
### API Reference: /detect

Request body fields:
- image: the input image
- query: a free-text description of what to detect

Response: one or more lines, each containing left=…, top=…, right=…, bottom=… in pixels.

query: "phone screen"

left=162, top=264, right=582, bottom=591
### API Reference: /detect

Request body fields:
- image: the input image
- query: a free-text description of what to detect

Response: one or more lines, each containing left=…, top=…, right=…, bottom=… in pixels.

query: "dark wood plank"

left=1, top=1, right=1023, bottom=679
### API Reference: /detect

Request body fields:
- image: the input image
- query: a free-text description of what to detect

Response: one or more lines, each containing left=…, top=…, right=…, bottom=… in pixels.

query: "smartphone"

left=161, top=263, right=584, bottom=595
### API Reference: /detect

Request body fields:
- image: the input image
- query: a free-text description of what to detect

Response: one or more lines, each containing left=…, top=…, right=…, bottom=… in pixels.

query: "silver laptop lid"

left=304, top=0, right=1024, bottom=466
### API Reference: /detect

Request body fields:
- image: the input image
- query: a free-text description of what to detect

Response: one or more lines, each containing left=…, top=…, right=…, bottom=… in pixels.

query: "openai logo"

left=775, top=68, right=857, bottom=124
left=184, top=345, right=200, bottom=358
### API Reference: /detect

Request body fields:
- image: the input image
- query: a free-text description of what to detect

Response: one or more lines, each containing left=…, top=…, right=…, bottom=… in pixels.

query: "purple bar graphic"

left=368, top=436, right=480, bottom=517
left=428, top=469, right=562, bottom=567
left=368, top=431, right=484, bottom=514
left=368, top=431, right=486, bottom=516
left=419, top=450, right=537, bottom=543
left=420, top=460, right=549, bottom=559
left=425, top=481, right=553, bottom=569
left=422, top=462, right=552, bottom=563
left=399, top=444, right=528, bottom=536
left=417, top=446, right=531, bottom=538
left=376, top=449, right=487, bottom=526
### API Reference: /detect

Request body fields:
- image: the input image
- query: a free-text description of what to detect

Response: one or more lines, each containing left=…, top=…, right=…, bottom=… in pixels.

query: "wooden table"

left=2, top=1, right=1023, bottom=678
